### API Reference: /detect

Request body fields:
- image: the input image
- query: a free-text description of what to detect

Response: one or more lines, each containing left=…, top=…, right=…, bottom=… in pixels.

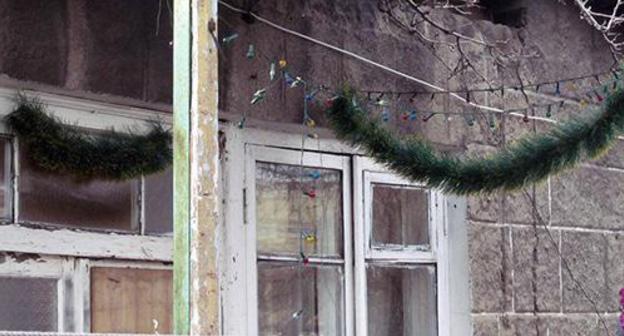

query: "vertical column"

left=173, top=0, right=219, bottom=334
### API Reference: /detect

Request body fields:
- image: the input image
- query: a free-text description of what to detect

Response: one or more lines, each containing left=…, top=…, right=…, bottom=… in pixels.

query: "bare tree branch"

left=572, top=0, right=624, bottom=60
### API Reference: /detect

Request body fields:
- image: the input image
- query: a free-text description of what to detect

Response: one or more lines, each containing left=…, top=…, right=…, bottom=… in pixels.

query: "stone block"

left=468, top=223, right=512, bottom=313
left=596, top=140, right=624, bottom=170
left=551, top=168, right=624, bottom=230
left=606, top=233, right=624, bottom=312
left=472, top=316, right=498, bottom=336
left=503, top=182, right=549, bottom=225
left=561, top=231, right=608, bottom=312
left=499, top=315, right=538, bottom=336
left=512, top=227, right=561, bottom=312
left=467, top=193, right=503, bottom=223
left=538, top=315, right=604, bottom=336
left=604, top=314, right=624, bottom=336
left=0, top=0, right=67, bottom=86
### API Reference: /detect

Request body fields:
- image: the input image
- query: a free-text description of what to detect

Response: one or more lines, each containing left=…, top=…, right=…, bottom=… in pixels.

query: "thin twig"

left=522, top=189, right=610, bottom=336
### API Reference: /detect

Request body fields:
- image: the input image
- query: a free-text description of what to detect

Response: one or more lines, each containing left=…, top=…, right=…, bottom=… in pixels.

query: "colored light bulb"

left=308, top=170, right=321, bottom=179
left=250, top=89, right=266, bottom=105
left=246, top=44, right=256, bottom=59
left=269, top=62, right=276, bottom=81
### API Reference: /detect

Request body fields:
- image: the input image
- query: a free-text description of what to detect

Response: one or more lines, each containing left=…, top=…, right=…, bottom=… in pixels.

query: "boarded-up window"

left=18, top=146, right=138, bottom=231
left=144, top=167, right=173, bottom=235
left=0, top=277, right=57, bottom=331
left=90, top=267, right=172, bottom=334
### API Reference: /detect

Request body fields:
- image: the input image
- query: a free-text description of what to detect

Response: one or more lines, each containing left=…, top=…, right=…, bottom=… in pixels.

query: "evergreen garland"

left=325, top=88, right=624, bottom=195
left=6, top=97, right=172, bottom=181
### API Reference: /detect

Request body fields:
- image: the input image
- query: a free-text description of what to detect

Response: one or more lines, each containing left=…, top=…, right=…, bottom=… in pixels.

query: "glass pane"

left=258, top=261, right=344, bottom=336
left=367, top=265, right=437, bottom=336
left=256, top=161, right=343, bottom=258
left=0, top=139, right=11, bottom=219
left=90, top=267, right=172, bottom=334
left=0, top=277, right=57, bottom=331
left=19, top=146, right=138, bottom=231
left=372, top=184, right=430, bottom=248
left=144, top=167, right=173, bottom=235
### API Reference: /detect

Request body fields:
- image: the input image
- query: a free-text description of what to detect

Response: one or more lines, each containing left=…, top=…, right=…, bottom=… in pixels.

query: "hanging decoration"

left=221, top=33, right=239, bottom=46
left=325, top=87, right=624, bottom=195
left=251, top=88, right=266, bottom=104
left=241, top=38, right=621, bottom=127
left=246, top=44, right=256, bottom=59
left=230, top=29, right=624, bottom=195
left=7, top=97, right=172, bottom=181
left=269, top=62, right=276, bottom=81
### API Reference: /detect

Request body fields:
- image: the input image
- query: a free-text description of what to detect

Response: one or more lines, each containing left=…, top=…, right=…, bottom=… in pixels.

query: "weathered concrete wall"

left=218, top=0, right=624, bottom=334
left=0, top=0, right=172, bottom=104
left=1, top=0, right=623, bottom=334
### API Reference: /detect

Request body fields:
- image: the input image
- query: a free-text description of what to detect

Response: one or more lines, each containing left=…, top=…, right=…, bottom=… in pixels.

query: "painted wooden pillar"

left=173, top=0, right=220, bottom=334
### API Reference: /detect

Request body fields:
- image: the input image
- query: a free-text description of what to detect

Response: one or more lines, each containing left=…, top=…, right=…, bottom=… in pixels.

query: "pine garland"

left=6, top=97, right=172, bottom=181
left=325, top=88, right=624, bottom=195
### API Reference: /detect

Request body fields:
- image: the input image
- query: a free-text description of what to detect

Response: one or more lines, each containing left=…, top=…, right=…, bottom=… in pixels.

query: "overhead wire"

left=218, top=0, right=624, bottom=139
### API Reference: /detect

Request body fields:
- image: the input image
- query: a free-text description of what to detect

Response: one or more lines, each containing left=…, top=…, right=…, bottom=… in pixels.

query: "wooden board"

left=90, top=267, right=173, bottom=334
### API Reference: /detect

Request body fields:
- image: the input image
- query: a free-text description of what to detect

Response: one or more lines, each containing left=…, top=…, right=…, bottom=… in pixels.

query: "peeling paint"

left=8, top=252, right=42, bottom=263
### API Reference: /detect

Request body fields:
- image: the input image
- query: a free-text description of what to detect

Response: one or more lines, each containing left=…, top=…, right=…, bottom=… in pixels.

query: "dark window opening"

left=481, top=0, right=527, bottom=28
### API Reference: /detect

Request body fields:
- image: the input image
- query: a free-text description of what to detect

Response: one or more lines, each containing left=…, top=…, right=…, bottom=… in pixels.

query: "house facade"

left=0, top=0, right=621, bottom=335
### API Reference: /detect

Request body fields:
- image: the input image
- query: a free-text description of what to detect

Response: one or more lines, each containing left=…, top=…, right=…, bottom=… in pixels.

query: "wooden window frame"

left=0, top=87, right=173, bottom=263
left=353, top=156, right=450, bottom=336
left=221, top=124, right=465, bottom=336
left=0, top=254, right=172, bottom=333
left=362, top=170, right=438, bottom=261
left=244, top=144, right=354, bottom=336
left=0, top=255, right=69, bottom=332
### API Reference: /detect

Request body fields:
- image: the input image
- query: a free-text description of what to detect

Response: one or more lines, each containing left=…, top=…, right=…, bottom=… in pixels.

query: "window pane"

left=372, top=184, right=430, bottom=248
left=90, top=267, right=172, bottom=334
left=256, top=162, right=343, bottom=258
left=19, top=146, right=138, bottom=231
left=144, top=167, right=173, bottom=235
left=258, top=261, right=344, bottom=336
left=0, top=139, right=11, bottom=220
left=0, top=277, right=57, bottom=331
left=367, top=265, right=437, bottom=336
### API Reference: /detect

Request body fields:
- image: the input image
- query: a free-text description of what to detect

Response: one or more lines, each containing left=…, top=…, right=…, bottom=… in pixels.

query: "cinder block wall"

left=2, top=0, right=623, bottom=334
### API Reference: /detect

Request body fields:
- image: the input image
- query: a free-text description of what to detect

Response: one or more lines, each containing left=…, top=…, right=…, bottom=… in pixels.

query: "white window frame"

left=0, top=86, right=173, bottom=263
left=0, top=86, right=174, bottom=333
left=0, top=254, right=173, bottom=333
left=363, top=170, right=438, bottom=261
left=0, top=255, right=70, bottom=332
left=244, top=144, right=353, bottom=336
left=353, top=156, right=450, bottom=336
left=220, top=124, right=467, bottom=336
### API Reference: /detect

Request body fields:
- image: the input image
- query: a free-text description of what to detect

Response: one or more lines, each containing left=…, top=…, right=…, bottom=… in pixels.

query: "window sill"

left=0, top=223, right=172, bottom=262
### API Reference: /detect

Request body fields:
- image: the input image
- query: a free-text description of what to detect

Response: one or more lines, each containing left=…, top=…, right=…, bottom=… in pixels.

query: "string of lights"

left=219, top=1, right=624, bottom=140
left=217, top=4, right=624, bottom=332
left=218, top=0, right=623, bottom=117
left=234, top=38, right=620, bottom=129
